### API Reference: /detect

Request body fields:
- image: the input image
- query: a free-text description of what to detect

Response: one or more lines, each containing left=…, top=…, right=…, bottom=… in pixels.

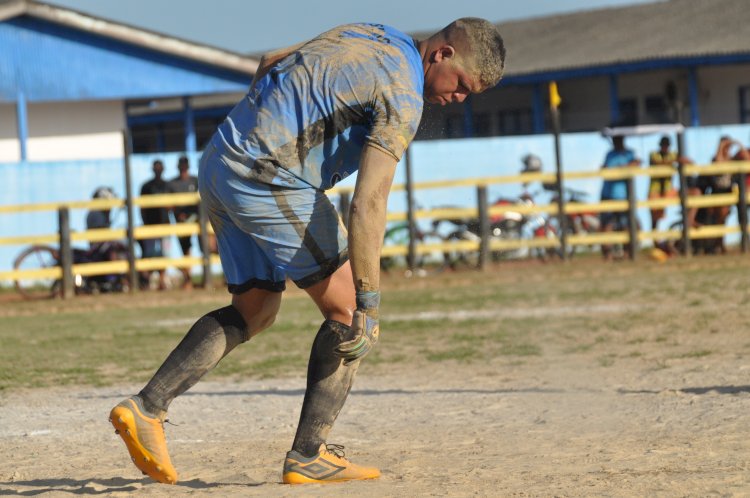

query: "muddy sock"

left=138, top=305, right=249, bottom=416
left=292, top=320, right=360, bottom=457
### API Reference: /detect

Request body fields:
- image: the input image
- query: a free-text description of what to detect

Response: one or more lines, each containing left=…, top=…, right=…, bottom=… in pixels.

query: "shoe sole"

left=110, top=405, right=177, bottom=484
left=282, top=472, right=380, bottom=484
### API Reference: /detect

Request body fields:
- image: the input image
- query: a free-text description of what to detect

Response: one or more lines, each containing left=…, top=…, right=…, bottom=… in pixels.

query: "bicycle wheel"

left=381, top=223, right=411, bottom=271
left=13, top=245, right=61, bottom=299
left=443, top=230, right=481, bottom=269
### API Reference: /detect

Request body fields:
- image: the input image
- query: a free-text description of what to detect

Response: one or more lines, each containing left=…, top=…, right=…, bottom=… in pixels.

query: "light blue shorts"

left=198, top=145, right=348, bottom=294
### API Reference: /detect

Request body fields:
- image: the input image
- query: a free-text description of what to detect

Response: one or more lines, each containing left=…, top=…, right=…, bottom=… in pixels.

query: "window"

left=645, top=95, right=669, bottom=123
left=497, top=108, right=533, bottom=135
left=740, top=85, right=750, bottom=124
left=617, top=98, right=638, bottom=126
left=445, top=114, right=466, bottom=139
left=473, top=112, right=493, bottom=137
left=127, top=106, right=232, bottom=154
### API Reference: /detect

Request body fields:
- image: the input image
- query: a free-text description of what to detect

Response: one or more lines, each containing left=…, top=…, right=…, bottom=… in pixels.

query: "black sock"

left=292, top=320, right=360, bottom=457
left=139, top=305, right=249, bottom=415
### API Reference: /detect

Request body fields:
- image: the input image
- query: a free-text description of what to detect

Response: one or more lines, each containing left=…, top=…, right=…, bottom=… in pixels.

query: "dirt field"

left=1, top=255, right=750, bottom=496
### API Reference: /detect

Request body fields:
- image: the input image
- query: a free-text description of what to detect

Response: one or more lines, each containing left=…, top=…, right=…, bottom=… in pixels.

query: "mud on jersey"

left=210, top=23, right=424, bottom=190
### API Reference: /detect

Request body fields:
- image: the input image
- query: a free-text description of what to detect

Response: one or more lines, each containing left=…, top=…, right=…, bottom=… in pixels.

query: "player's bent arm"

left=334, top=145, right=398, bottom=363
left=348, top=145, right=398, bottom=293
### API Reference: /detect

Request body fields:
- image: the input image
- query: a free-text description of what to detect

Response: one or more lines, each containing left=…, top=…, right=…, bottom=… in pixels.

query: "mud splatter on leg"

left=139, top=305, right=249, bottom=417
left=292, top=320, right=360, bottom=456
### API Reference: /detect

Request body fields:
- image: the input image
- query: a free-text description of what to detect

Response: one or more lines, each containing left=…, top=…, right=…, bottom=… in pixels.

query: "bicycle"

left=546, top=186, right=601, bottom=255
left=13, top=241, right=131, bottom=300
left=380, top=220, right=446, bottom=275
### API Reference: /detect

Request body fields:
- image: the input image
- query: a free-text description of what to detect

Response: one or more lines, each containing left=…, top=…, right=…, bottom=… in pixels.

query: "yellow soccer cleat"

left=282, top=444, right=380, bottom=484
left=109, top=396, right=178, bottom=485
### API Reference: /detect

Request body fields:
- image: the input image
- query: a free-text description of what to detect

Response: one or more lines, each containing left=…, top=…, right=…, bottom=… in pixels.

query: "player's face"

left=423, top=49, right=481, bottom=106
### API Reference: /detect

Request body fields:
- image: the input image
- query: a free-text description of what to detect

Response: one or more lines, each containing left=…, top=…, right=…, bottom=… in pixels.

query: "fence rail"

left=2, top=161, right=749, bottom=297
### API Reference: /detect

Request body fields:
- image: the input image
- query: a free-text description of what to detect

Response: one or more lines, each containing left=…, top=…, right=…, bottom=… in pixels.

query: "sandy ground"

left=1, top=336, right=749, bottom=497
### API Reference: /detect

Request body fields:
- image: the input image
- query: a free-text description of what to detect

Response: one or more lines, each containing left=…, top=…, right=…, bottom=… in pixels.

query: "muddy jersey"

left=210, top=23, right=424, bottom=190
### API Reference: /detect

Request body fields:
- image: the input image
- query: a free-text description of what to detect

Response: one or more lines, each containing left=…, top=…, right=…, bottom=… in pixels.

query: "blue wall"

left=2, top=125, right=749, bottom=276
left=0, top=16, right=250, bottom=102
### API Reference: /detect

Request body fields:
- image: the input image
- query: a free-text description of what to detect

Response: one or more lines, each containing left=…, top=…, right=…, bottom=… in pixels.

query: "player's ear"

left=432, top=45, right=456, bottom=63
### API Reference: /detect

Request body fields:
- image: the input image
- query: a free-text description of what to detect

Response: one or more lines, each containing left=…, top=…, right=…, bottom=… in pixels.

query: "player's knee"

left=320, top=301, right=355, bottom=327
left=232, top=290, right=282, bottom=339
left=246, top=309, right=277, bottom=338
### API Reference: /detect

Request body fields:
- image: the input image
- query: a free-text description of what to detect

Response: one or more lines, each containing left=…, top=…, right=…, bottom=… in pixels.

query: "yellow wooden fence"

left=1, top=161, right=749, bottom=286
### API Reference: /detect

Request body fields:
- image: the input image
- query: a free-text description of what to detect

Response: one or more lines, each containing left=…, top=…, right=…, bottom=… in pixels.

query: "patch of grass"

left=597, top=355, right=616, bottom=367
left=499, top=343, right=541, bottom=356
left=676, top=349, right=713, bottom=359
left=565, top=344, right=593, bottom=353
left=3, top=254, right=750, bottom=391
left=626, top=337, right=646, bottom=345
left=426, top=347, right=478, bottom=362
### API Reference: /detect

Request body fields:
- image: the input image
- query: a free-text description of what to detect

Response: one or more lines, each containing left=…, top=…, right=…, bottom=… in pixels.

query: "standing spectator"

left=648, top=135, right=693, bottom=255
left=706, top=136, right=749, bottom=253
left=599, top=134, right=641, bottom=260
left=139, top=160, right=170, bottom=290
left=648, top=136, right=679, bottom=231
left=168, top=156, right=199, bottom=289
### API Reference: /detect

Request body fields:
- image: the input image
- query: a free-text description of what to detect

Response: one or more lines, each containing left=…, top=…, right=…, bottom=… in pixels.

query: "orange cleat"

left=109, top=396, right=178, bottom=485
left=282, top=444, right=380, bottom=484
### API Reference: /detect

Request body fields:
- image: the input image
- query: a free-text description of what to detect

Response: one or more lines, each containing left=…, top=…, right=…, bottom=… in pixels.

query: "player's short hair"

left=438, top=18, right=506, bottom=89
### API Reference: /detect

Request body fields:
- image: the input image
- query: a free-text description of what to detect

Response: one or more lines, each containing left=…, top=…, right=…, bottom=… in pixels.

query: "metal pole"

left=676, top=131, right=692, bottom=257
left=58, top=206, right=74, bottom=299
left=626, top=176, right=638, bottom=260
left=549, top=82, right=568, bottom=260
left=404, top=148, right=417, bottom=272
left=123, top=129, right=138, bottom=293
left=16, top=90, right=28, bottom=162
left=551, top=109, right=568, bottom=260
left=738, top=172, right=748, bottom=253
left=477, top=185, right=489, bottom=269
left=199, top=201, right=213, bottom=288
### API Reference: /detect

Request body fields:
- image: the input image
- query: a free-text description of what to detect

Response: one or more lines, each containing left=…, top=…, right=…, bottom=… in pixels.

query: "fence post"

left=58, top=206, right=74, bottom=299
left=738, top=172, right=749, bottom=253
left=549, top=82, right=568, bottom=260
left=676, top=132, right=692, bottom=257
left=199, top=201, right=213, bottom=288
left=122, top=130, right=138, bottom=293
left=405, top=149, right=417, bottom=272
left=477, top=185, right=489, bottom=269
left=339, top=192, right=351, bottom=229
left=626, top=176, right=638, bottom=260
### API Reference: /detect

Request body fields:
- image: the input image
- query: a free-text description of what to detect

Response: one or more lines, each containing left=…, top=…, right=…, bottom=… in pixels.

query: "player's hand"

left=335, top=309, right=379, bottom=364
left=334, top=290, right=380, bottom=364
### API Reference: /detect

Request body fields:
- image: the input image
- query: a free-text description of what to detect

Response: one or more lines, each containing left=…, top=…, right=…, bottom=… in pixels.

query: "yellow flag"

left=549, top=81, right=562, bottom=110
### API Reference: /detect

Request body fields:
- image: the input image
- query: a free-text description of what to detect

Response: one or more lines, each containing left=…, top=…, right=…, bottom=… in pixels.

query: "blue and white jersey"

left=601, top=148, right=636, bottom=200
left=210, top=23, right=424, bottom=191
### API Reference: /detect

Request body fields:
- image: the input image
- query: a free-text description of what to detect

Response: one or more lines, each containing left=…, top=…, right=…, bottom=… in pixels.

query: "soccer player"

left=110, top=18, right=505, bottom=484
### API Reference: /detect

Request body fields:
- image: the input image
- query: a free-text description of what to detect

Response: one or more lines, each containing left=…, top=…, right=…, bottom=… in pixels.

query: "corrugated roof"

left=412, top=0, right=750, bottom=78
left=0, top=0, right=259, bottom=74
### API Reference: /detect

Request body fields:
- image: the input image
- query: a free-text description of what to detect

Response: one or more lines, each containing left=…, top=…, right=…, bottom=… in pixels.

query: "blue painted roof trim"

left=0, top=16, right=251, bottom=102
left=126, top=105, right=234, bottom=126
left=500, top=53, right=750, bottom=85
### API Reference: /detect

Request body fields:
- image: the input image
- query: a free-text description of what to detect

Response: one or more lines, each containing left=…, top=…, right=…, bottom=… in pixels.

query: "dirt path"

left=2, top=345, right=749, bottom=497
left=3, top=256, right=750, bottom=496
